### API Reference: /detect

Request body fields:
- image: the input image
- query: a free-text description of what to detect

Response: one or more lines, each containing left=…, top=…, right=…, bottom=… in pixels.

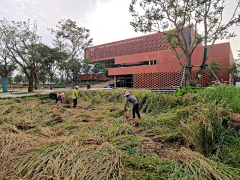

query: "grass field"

left=0, top=88, right=240, bottom=179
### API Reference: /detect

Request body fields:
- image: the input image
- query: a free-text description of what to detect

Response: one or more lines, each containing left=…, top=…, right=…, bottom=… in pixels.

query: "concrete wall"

left=78, top=74, right=108, bottom=81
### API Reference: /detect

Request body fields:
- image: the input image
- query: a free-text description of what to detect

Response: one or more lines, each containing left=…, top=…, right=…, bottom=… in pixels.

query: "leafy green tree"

left=68, top=59, right=82, bottom=84
left=82, top=58, right=92, bottom=81
left=130, top=0, right=240, bottom=86
left=206, top=60, right=222, bottom=81
left=54, top=76, right=60, bottom=84
left=38, top=44, right=68, bottom=89
left=227, top=62, right=238, bottom=78
left=0, top=20, right=17, bottom=91
left=50, top=19, right=93, bottom=87
left=92, top=62, right=104, bottom=82
left=0, top=19, right=42, bottom=92
left=227, top=61, right=240, bottom=84
left=14, top=74, right=23, bottom=84
left=7, top=72, right=13, bottom=84
left=37, top=69, right=48, bottom=85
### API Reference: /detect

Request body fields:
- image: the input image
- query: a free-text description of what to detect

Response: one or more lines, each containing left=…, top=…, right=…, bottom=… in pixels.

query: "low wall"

left=77, top=74, right=108, bottom=81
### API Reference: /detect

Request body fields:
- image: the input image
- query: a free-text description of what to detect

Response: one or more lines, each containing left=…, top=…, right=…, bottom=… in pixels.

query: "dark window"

left=141, top=60, right=157, bottom=65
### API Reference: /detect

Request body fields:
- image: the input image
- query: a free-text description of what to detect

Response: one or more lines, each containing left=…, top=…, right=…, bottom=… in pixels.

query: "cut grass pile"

left=0, top=89, right=240, bottom=179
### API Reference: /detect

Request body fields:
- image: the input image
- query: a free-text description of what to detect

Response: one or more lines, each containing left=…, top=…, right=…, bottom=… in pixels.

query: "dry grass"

left=0, top=93, right=126, bottom=179
left=4, top=141, right=123, bottom=180
left=0, top=89, right=239, bottom=179
left=170, top=147, right=240, bottom=180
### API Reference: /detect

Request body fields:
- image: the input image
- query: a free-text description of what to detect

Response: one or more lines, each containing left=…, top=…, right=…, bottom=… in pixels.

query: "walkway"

left=0, top=87, right=113, bottom=98
left=0, top=89, right=53, bottom=98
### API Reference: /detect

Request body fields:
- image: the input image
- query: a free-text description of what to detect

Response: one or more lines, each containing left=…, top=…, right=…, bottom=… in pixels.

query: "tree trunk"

left=184, top=55, right=192, bottom=87
left=66, top=76, right=69, bottom=85
left=71, top=80, right=75, bottom=88
left=34, top=73, right=37, bottom=90
left=192, top=64, right=206, bottom=86
left=28, top=78, right=34, bottom=92
left=61, top=74, right=63, bottom=83
left=50, top=75, right=53, bottom=90
left=185, top=67, right=191, bottom=86
left=28, top=70, right=34, bottom=92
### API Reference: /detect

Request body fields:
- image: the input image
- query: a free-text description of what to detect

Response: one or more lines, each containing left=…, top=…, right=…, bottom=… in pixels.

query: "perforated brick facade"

left=133, top=71, right=205, bottom=88
left=85, top=33, right=171, bottom=61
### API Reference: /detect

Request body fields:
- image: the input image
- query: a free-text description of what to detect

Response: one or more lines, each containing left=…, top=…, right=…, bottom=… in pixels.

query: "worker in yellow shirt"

left=72, top=86, right=79, bottom=108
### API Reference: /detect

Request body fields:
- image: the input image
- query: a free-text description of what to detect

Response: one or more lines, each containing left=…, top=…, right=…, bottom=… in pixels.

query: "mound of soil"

left=229, top=113, right=240, bottom=131
left=47, top=116, right=64, bottom=126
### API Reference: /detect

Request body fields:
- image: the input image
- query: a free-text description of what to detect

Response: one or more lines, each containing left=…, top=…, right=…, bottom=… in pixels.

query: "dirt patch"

left=82, top=119, right=90, bottom=122
left=141, top=130, right=187, bottom=158
left=47, top=116, right=64, bottom=126
left=16, top=124, right=35, bottom=131
left=229, top=113, right=240, bottom=131
left=1, top=124, right=21, bottom=134
left=109, top=108, right=117, bottom=112
left=120, top=110, right=132, bottom=120
left=63, top=105, right=90, bottom=111
left=63, top=104, right=72, bottom=108
left=153, top=137, right=186, bottom=158
left=80, top=138, right=103, bottom=145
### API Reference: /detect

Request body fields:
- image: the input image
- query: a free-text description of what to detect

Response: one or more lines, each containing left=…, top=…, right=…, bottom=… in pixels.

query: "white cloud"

left=85, top=0, right=145, bottom=46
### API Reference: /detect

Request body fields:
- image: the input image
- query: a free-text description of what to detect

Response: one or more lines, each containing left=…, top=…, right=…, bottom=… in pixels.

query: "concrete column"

left=114, top=75, right=117, bottom=87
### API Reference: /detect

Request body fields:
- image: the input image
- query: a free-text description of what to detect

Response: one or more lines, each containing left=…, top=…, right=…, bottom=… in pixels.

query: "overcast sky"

left=0, top=0, right=239, bottom=58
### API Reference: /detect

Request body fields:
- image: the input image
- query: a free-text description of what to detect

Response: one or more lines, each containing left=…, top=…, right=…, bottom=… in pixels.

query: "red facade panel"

left=108, top=43, right=232, bottom=88
left=85, top=32, right=172, bottom=61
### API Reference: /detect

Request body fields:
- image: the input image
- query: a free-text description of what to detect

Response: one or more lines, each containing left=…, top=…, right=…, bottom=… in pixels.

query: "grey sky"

left=0, top=0, right=239, bottom=58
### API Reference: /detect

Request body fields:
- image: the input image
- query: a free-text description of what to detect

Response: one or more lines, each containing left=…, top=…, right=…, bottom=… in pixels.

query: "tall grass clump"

left=199, top=85, right=240, bottom=113
left=54, top=89, right=201, bottom=114
left=181, top=101, right=230, bottom=157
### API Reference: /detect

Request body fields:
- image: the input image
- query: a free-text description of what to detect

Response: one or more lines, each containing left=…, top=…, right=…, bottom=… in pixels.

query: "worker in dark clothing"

left=87, top=82, right=91, bottom=89
left=124, top=92, right=141, bottom=120
left=50, top=93, right=65, bottom=104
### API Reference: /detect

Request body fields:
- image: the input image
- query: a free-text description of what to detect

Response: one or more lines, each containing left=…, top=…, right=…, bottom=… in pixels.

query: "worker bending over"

left=124, top=92, right=141, bottom=120
left=50, top=93, right=65, bottom=104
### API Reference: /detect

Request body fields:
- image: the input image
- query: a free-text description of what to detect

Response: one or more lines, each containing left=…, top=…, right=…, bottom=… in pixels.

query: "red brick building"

left=85, top=32, right=234, bottom=88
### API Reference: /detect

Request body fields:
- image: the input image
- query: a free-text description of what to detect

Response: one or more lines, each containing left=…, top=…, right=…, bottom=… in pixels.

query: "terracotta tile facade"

left=85, top=32, right=233, bottom=88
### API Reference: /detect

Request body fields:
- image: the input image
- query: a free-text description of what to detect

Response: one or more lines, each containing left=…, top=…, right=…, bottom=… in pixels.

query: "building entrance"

left=116, top=75, right=133, bottom=88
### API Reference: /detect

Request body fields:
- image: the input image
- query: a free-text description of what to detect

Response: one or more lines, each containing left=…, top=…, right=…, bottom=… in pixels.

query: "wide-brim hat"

left=124, top=92, right=130, bottom=96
